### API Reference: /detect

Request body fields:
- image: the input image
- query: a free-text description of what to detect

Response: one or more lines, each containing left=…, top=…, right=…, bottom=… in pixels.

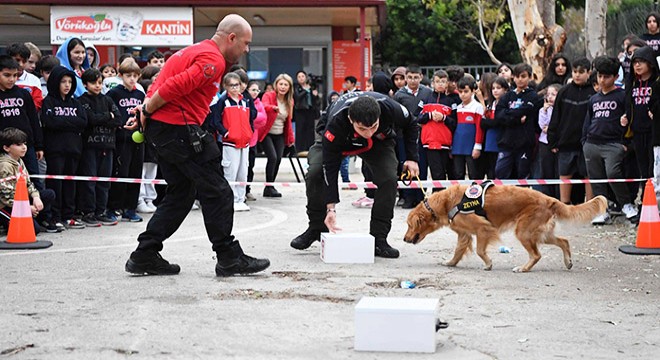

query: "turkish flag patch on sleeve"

left=324, top=130, right=335, bottom=142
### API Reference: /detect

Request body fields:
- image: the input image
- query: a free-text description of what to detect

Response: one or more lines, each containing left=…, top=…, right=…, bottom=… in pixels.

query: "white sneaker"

left=591, top=212, right=612, bottom=225
left=137, top=202, right=155, bottom=213
left=234, top=202, right=250, bottom=212
left=146, top=201, right=157, bottom=212
left=621, top=203, right=639, bottom=219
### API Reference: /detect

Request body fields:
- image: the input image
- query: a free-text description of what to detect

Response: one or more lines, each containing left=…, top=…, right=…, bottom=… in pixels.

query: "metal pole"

left=360, top=6, right=367, bottom=91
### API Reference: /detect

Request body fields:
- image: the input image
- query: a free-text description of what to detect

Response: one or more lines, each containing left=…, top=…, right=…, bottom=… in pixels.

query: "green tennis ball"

left=132, top=131, right=145, bottom=143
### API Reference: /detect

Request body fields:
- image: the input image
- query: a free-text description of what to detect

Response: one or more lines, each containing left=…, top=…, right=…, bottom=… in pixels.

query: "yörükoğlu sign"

left=50, top=6, right=193, bottom=46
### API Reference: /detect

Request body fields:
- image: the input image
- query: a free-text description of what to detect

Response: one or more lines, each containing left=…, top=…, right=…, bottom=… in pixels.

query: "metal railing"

left=386, top=65, right=500, bottom=80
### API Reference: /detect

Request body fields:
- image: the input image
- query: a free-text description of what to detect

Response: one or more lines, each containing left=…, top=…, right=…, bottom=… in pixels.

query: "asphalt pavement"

left=1, top=159, right=659, bottom=359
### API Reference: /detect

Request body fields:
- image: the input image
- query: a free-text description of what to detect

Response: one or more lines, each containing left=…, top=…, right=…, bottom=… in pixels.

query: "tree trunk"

left=537, top=0, right=555, bottom=27
left=507, top=0, right=566, bottom=82
left=584, top=0, right=608, bottom=60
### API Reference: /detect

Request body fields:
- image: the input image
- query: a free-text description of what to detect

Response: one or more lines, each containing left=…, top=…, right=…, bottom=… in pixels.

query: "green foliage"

left=376, top=0, right=520, bottom=66
left=608, top=0, right=653, bottom=14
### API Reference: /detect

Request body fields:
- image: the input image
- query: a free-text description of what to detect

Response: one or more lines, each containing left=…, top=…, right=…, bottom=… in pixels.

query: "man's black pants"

left=136, top=121, right=241, bottom=260
left=305, top=139, right=398, bottom=240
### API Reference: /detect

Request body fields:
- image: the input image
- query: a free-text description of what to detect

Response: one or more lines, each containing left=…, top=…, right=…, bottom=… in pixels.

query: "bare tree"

left=585, top=0, right=608, bottom=59
left=471, top=0, right=508, bottom=64
left=507, top=0, right=566, bottom=81
left=425, top=0, right=508, bottom=65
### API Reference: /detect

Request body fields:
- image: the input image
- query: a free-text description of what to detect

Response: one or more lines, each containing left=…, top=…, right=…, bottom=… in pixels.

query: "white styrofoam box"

left=354, top=297, right=439, bottom=353
left=320, top=233, right=374, bottom=264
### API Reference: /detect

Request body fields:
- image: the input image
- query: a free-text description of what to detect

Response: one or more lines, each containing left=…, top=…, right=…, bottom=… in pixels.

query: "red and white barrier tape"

left=0, top=174, right=648, bottom=188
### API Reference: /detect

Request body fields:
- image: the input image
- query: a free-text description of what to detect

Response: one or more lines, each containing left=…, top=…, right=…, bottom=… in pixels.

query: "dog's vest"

left=448, top=180, right=494, bottom=221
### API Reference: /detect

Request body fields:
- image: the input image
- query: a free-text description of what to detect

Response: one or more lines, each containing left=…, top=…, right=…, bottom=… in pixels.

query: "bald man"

left=124, top=14, right=270, bottom=277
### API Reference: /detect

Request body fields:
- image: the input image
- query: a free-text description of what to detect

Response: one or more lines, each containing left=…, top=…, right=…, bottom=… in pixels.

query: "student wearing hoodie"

left=55, top=37, right=90, bottom=98
left=0, top=55, right=44, bottom=189
left=548, top=57, right=596, bottom=205
left=85, top=42, right=100, bottom=69
left=41, top=65, right=88, bottom=229
left=106, top=58, right=145, bottom=223
left=77, top=68, right=122, bottom=227
left=622, top=46, right=659, bottom=209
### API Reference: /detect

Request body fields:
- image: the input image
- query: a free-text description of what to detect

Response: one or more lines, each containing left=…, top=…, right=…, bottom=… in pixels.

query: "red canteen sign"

left=141, top=20, right=192, bottom=36
left=55, top=16, right=113, bottom=33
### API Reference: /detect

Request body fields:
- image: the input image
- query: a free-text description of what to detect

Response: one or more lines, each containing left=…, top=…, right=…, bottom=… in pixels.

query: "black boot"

left=375, top=238, right=400, bottom=258
left=125, top=250, right=181, bottom=275
left=290, top=227, right=327, bottom=250
left=263, top=186, right=282, bottom=198
left=215, top=242, right=270, bottom=276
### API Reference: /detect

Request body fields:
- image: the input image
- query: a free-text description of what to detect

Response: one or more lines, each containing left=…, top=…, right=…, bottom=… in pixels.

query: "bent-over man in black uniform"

left=290, top=92, right=419, bottom=258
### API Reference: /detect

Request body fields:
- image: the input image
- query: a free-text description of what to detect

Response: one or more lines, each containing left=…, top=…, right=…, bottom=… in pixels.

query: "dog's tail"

left=551, top=195, right=608, bottom=222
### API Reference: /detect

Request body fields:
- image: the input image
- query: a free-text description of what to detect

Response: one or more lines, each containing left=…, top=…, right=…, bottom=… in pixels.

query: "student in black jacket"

left=0, top=55, right=43, bottom=185
left=42, top=65, right=88, bottom=229
left=106, top=58, right=145, bottom=223
left=547, top=57, right=596, bottom=205
left=494, top=63, right=543, bottom=180
left=77, top=68, right=122, bottom=226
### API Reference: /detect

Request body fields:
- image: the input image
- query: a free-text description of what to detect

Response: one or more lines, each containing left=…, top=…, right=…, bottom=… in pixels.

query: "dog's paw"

left=565, top=260, right=573, bottom=270
left=483, top=264, right=493, bottom=271
left=442, top=261, right=457, bottom=267
left=512, top=266, right=528, bottom=273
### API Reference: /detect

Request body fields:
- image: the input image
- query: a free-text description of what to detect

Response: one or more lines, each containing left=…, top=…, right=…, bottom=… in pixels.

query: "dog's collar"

left=423, top=198, right=438, bottom=222
left=448, top=206, right=459, bottom=221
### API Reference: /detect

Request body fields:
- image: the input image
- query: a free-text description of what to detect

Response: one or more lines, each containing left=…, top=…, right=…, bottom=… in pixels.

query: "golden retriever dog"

left=404, top=184, right=607, bottom=272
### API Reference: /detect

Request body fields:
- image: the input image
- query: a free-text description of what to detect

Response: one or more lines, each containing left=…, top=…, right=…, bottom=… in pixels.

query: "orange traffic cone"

left=0, top=174, right=52, bottom=250
left=619, top=179, right=660, bottom=255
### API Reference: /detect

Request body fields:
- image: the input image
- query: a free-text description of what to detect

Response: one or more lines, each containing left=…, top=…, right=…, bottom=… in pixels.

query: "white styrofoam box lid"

left=321, top=233, right=374, bottom=240
left=355, top=297, right=439, bottom=314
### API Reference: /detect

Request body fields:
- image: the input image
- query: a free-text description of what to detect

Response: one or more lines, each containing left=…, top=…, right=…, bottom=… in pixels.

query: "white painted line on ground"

left=0, top=206, right=288, bottom=257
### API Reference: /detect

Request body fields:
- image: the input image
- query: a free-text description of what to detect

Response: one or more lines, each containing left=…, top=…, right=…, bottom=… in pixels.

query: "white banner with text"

left=51, top=6, right=193, bottom=46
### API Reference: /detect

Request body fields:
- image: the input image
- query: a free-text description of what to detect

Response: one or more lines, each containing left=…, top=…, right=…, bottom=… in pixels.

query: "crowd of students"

left=0, top=38, right=167, bottom=233
left=4, top=17, right=660, bottom=235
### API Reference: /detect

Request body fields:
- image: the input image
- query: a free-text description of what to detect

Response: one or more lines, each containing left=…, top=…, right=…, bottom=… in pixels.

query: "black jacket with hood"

left=547, top=81, right=596, bottom=151
left=41, top=66, right=88, bottom=156
left=78, top=91, right=122, bottom=149
left=625, top=46, right=658, bottom=134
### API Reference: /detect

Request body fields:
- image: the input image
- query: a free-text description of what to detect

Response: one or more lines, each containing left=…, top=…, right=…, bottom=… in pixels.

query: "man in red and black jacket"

left=290, top=92, right=420, bottom=258
left=124, top=14, right=270, bottom=277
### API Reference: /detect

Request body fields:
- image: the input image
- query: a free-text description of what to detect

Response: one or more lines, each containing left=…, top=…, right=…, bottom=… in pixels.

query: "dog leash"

left=401, top=170, right=437, bottom=221
left=400, top=170, right=430, bottom=199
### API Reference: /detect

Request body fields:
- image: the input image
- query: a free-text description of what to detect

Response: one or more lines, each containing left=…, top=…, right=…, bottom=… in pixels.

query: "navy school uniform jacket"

left=495, top=87, right=542, bottom=151
left=417, top=91, right=455, bottom=150
left=582, top=88, right=627, bottom=145
left=78, top=92, right=122, bottom=150
left=210, top=93, right=253, bottom=148
left=0, top=85, right=43, bottom=151
left=107, top=84, right=145, bottom=144
left=547, top=81, right=596, bottom=151
left=41, top=66, right=88, bottom=156
left=320, top=91, right=419, bottom=205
